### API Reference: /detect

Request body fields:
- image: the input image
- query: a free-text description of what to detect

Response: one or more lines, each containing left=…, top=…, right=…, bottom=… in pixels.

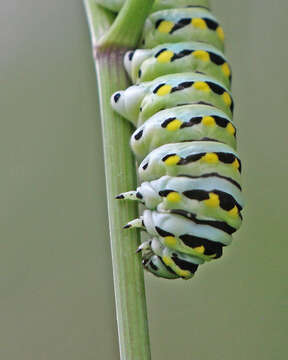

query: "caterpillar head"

left=111, top=84, right=147, bottom=125
left=124, top=49, right=152, bottom=82
left=123, top=51, right=136, bottom=79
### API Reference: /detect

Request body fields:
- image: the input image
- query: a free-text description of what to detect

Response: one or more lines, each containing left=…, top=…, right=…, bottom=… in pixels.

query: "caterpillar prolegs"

left=109, top=1, right=243, bottom=279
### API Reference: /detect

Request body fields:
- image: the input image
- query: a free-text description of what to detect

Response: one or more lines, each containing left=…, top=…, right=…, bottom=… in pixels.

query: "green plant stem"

left=84, top=1, right=154, bottom=359
left=97, top=0, right=154, bottom=49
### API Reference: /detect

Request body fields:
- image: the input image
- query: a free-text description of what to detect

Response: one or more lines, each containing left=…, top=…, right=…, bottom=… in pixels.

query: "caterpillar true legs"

left=109, top=1, right=243, bottom=279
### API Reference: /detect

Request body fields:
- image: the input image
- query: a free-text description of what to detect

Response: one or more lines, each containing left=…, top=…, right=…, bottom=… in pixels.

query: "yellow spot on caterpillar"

left=222, top=92, right=232, bottom=106
left=194, top=246, right=205, bottom=254
left=226, top=123, right=235, bottom=135
left=193, top=50, right=210, bottom=62
left=162, top=255, right=173, bottom=266
left=167, top=192, right=181, bottom=202
left=194, top=81, right=210, bottom=92
left=191, top=18, right=207, bottom=29
left=232, top=158, right=240, bottom=170
left=201, top=152, right=219, bottom=164
left=221, top=62, right=231, bottom=77
left=156, top=84, right=172, bottom=96
left=216, top=26, right=225, bottom=41
left=228, top=206, right=239, bottom=217
left=157, top=50, right=174, bottom=63
left=164, top=155, right=181, bottom=166
left=158, top=20, right=174, bottom=33
left=178, top=269, right=192, bottom=278
left=166, top=119, right=182, bottom=131
left=164, top=236, right=177, bottom=247
left=205, top=193, right=220, bottom=207
left=202, top=116, right=216, bottom=126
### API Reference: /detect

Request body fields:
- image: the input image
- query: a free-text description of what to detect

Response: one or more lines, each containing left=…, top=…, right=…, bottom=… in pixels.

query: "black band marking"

left=203, top=18, right=219, bottom=31
left=170, top=18, right=191, bottom=34
left=161, top=117, right=177, bottom=128
left=155, top=226, right=174, bottom=237
left=177, top=173, right=242, bottom=191
left=171, top=254, right=199, bottom=274
left=179, top=234, right=223, bottom=257
left=153, top=83, right=166, bottom=94
left=170, top=209, right=236, bottom=234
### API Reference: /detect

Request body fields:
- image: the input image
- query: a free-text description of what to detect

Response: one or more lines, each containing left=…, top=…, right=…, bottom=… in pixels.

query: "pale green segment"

left=139, top=175, right=244, bottom=210
left=157, top=197, right=241, bottom=231
left=143, top=8, right=224, bottom=51
left=125, top=41, right=231, bottom=88
left=94, top=0, right=210, bottom=13
left=111, top=72, right=233, bottom=125
left=143, top=210, right=232, bottom=257
left=139, top=72, right=233, bottom=122
left=138, top=141, right=241, bottom=184
left=136, top=175, right=243, bottom=230
left=131, top=104, right=236, bottom=161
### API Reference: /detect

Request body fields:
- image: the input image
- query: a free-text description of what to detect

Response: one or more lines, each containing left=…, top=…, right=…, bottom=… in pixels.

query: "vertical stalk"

left=84, top=1, right=154, bottom=359
left=96, top=50, right=151, bottom=360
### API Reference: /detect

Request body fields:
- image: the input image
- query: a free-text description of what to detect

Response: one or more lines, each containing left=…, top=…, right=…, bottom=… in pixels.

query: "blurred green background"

left=1, top=0, right=287, bottom=359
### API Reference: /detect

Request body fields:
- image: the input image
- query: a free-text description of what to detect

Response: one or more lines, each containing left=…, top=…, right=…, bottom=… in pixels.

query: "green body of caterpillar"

left=124, top=42, right=231, bottom=88
left=130, top=104, right=236, bottom=161
left=119, top=174, right=243, bottom=234
left=108, top=2, right=243, bottom=279
left=142, top=8, right=224, bottom=51
left=112, top=72, right=233, bottom=125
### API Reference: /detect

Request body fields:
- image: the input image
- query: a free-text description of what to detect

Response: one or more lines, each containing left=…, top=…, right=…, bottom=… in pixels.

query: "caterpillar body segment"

left=111, top=72, right=233, bottom=125
left=118, top=174, right=243, bottom=211
left=126, top=211, right=229, bottom=262
left=130, top=104, right=236, bottom=161
left=108, top=1, right=243, bottom=279
left=117, top=174, right=243, bottom=231
left=124, top=41, right=231, bottom=88
left=143, top=8, right=224, bottom=51
left=138, top=141, right=241, bottom=185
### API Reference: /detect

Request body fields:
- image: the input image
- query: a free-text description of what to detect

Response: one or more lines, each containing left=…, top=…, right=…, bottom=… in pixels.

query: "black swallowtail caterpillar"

left=104, top=0, right=244, bottom=279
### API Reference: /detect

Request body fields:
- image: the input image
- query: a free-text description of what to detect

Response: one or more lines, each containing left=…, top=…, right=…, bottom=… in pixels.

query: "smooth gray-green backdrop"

left=1, top=0, right=287, bottom=359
